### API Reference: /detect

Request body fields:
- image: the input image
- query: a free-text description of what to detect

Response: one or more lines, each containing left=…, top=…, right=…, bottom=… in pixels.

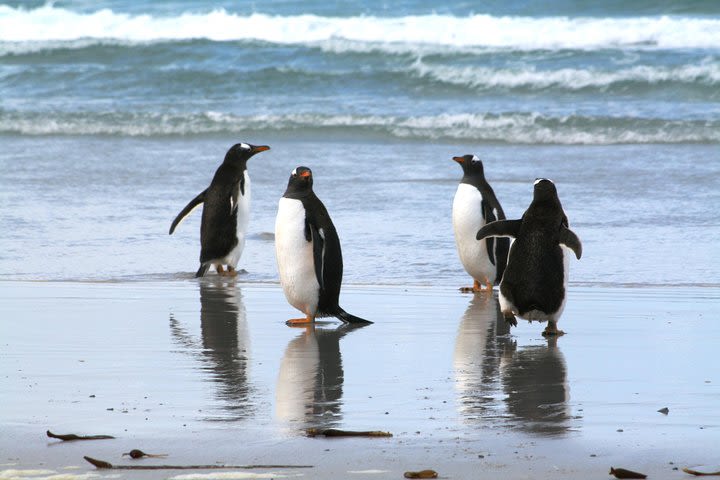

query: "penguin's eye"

left=291, top=168, right=297, bottom=177
left=239, top=143, right=251, bottom=150
left=471, top=155, right=480, bottom=163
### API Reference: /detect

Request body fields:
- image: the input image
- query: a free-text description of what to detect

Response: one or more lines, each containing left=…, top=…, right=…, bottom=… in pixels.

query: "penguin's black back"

left=199, top=161, right=245, bottom=263
left=300, top=192, right=344, bottom=315
left=501, top=186, right=568, bottom=315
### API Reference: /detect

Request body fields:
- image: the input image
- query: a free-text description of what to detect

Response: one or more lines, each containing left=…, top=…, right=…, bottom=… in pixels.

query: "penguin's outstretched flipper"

left=170, top=189, right=207, bottom=234
left=334, top=308, right=373, bottom=325
left=476, top=219, right=522, bottom=241
left=559, top=227, right=583, bottom=259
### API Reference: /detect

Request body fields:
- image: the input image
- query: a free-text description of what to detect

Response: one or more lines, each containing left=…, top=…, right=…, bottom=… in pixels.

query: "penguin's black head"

left=533, top=178, right=559, bottom=202
left=452, top=154, right=485, bottom=178
left=225, top=142, right=270, bottom=164
left=284, top=166, right=313, bottom=196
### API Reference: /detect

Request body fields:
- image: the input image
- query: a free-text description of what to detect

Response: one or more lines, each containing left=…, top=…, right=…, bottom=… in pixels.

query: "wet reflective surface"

left=453, top=295, right=571, bottom=435
left=1, top=280, right=718, bottom=479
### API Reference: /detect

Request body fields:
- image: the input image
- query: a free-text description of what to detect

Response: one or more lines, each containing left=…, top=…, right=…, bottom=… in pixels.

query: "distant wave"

left=1, top=5, right=720, bottom=51
left=410, top=59, right=720, bottom=90
left=2, top=111, right=718, bottom=144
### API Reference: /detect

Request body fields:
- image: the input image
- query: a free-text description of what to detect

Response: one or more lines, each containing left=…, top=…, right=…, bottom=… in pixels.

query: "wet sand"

left=1, top=280, right=718, bottom=479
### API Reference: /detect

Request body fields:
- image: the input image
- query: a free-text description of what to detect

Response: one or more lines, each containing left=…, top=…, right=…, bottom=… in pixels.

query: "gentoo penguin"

left=476, top=179, right=582, bottom=336
left=451, top=154, right=510, bottom=293
left=169, top=142, right=269, bottom=277
left=275, top=166, right=371, bottom=326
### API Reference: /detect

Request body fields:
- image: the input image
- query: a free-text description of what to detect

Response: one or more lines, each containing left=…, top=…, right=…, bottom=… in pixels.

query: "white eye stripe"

left=292, top=168, right=297, bottom=176
left=471, top=155, right=480, bottom=162
left=240, top=142, right=250, bottom=150
left=534, top=178, right=554, bottom=185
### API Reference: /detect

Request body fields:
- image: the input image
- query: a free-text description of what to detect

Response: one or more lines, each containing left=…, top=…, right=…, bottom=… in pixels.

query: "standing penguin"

left=275, top=166, right=371, bottom=326
left=452, top=154, right=510, bottom=293
left=476, top=179, right=582, bottom=336
left=169, top=142, right=270, bottom=277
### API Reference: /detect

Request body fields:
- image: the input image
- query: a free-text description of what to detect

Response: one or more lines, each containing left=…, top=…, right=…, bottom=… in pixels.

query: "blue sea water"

left=0, top=0, right=718, bottom=286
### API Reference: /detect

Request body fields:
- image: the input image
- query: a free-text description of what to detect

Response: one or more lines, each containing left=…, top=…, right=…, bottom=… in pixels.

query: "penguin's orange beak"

left=300, top=170, right=311, bottom=178
left=252, top=145, right=270, bottom=153
left=452, top=156, right=465, bottom=164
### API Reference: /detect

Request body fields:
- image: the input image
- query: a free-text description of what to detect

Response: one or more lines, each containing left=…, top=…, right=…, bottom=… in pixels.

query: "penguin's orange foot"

left=216, top=265, right=226, bottom=276
left=542, top=323, right=565, bottom=337
left=460, top=279, right=484, bottom=293
left=485, top=280, right=493, bottom=292
left=285, top=315, right=314, bottom=327
left=226, top=266, right=238, bottom=277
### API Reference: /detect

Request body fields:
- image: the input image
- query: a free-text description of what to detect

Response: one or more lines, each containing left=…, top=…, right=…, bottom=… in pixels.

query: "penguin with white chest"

left=275, top=166, right=371, bottom=326
left=476, top=179, right=582, bottom=336
left=451, top=154, right=510, bottom=293
left=169, top=142, right=270, bottom=277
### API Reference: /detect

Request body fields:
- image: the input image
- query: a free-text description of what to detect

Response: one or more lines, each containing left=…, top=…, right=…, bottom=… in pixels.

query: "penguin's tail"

left=195, top=264, right=210, bottom=278
left=334, top=307, right=373, bottom=325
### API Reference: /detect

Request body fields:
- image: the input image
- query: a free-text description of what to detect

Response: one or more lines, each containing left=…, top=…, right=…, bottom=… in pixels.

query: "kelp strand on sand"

left=46, top=430, right=115, bottom=441
left=83, top=456, right=313, bottom=470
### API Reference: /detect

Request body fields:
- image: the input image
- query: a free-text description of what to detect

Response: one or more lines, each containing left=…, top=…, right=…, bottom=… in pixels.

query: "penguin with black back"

left=452, top=154, right=510, bottom=293
left=476, top=179, right=582, bottom=336
left=275, top=166, right=372, bottom=326
left=169, top=142, right=270, bottom=277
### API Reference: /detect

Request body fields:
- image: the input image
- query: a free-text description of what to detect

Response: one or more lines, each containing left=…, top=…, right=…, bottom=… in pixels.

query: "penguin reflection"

left=169, top=280, right=251, bottom=420
left=454, top=294, right=514, bottom=419
left=454, top=295, right=570, bottom=435
left=276, top=324, right=365, bottom=429
left=502, top=336, right=569, bottom=435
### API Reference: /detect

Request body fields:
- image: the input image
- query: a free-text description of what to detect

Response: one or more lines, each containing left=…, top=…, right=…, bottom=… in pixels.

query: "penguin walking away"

left=275, top=166, right=372, bottom=326
left=169, top=142, right=270, bottom=277
left=451, top=154, right=510, bottom=293
left=476, top=179, right=582, bottom=336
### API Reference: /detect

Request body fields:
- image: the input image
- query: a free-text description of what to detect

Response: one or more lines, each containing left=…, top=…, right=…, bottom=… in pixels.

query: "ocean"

left=1, top=0, right=718, bottom=286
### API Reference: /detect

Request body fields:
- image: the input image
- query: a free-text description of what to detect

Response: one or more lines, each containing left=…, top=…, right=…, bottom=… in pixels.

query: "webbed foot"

left=542, top=321, right=565, bottom=337
left=286, top=315, right=314, bottom=327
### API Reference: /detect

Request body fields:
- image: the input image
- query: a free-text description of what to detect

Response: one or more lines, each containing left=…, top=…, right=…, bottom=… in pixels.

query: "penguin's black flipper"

left=481, top=198, right=497, bottom=266
left=170, top=189, right=207, bottom=234
left=559, top=227, right=582, bottom=260
left=335, top=307, right=373, bottom=325
left=307, top=220, right=325, bottom=290
left=476, top=219, right=522, bottom=241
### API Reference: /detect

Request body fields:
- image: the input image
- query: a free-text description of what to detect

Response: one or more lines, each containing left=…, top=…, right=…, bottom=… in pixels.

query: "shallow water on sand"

left=1, top=137, right=718, bottom=288
left=1, top=280, right=718, bottom=478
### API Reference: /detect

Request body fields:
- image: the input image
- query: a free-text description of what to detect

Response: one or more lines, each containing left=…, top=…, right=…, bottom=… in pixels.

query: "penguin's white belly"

left=275, top=198, right=319, bottom=317
left=217, top=173, right=251, bottom=268
left=452, top=184, right=495, bottom=282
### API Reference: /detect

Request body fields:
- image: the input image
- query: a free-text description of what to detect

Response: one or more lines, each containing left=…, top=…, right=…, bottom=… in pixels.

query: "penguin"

left=274, top=166, right=372, bottom=326
left=451, top=154, right=510, bottom=293
left=476, top=179, right=582, bottom=336
left=169, top=142, right=269, bottom=277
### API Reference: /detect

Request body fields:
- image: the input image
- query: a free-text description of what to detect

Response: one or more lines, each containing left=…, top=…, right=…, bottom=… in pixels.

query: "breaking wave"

left=2, top=110, right=718, bottom=144
left=1, top=5, right=720, bottom=52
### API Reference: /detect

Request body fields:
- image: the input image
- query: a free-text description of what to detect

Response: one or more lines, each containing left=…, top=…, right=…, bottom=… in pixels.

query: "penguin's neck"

left=283, top=186, right=313, bottom=200
left=460, top=173, right=485, bottom=189
left=221, top=161, right=247, bottom=180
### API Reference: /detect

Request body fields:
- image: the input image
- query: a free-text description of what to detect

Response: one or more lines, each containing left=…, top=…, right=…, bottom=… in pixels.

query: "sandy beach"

left=1, top=279, right=718, bottom=479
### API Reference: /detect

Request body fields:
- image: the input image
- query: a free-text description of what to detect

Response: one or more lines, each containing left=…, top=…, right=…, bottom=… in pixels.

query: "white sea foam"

left=1, top=111, right=718, bottom=144
left=1, top=5, right=719, bottom=51
left=410, top=58, right=720, bottom=89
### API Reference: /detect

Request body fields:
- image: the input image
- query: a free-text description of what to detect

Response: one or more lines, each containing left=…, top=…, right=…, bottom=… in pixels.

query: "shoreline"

left=1, top=281, right=718, bottom=479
